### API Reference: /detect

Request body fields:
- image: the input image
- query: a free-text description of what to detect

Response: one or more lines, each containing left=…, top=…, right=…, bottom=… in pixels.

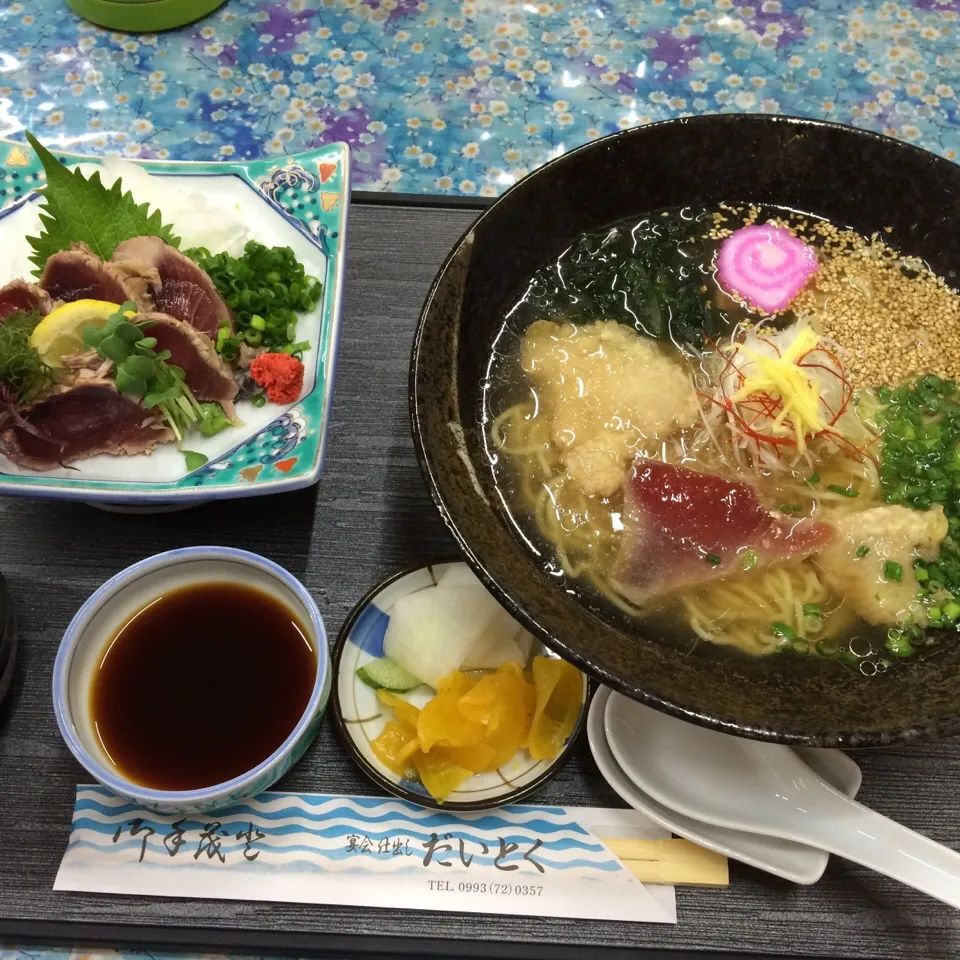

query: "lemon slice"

left=29, top=299, right=124, bottom=367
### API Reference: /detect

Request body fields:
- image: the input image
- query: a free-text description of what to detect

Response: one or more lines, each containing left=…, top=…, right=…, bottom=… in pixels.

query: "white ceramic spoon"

left=605, top=692, right=960, bottom=909
left=590, top=687, right=863, bottom=884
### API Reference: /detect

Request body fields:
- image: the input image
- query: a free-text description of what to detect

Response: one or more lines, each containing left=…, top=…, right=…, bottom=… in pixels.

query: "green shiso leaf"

left=24, top=132, right=180, bottom=276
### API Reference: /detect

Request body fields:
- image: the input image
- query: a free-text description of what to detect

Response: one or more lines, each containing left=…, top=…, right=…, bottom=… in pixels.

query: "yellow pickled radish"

left=440, top=741, right=497, bottom=774
left=436, top=670, right=478, bottom=697
left=456, top=673, right=502, bottom=725
left=528, top=656, right=583, bottom=761
left=479, top=668, right=534, bottom=770
left=371, top=720, right=420, bottom=776
left=418, top=684, right=486, bottom=752
left=395, top=734, right=423, bottom=767
left=376, top=688, right=421, bottom=727
left=413, top=750, right=474, bottom=803
left=373, top=657, right=581, bottom=801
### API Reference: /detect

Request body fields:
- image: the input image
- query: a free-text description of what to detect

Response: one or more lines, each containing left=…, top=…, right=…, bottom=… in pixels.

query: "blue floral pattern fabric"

left=0, top=0, right=958, bottom=197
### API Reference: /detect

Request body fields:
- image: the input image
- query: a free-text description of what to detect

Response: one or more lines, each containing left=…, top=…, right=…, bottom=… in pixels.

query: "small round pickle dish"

left=332, top=561, right=589, bottom=811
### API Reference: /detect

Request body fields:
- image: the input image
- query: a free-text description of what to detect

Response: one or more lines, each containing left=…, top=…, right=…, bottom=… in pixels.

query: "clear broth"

left=482, top=205, right=920, bottom=674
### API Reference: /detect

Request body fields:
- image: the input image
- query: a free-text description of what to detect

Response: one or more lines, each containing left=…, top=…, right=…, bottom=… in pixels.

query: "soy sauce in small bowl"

left=53, top=546, right=330, bottom=813
left=91, top=581, right=317, bottom=792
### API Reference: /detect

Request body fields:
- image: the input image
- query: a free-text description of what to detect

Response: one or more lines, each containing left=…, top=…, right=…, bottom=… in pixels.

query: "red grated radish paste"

left=716, top=224, right=819, bottom=313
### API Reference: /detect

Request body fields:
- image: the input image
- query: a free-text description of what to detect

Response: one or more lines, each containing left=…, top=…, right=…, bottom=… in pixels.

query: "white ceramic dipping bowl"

left=53, top=546, right=330, bottom=814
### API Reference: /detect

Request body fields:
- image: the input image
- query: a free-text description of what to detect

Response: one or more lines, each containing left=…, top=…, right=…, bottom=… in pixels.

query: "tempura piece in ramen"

left=612, top=459, right=834, bottom=607
left=817, top=504, right=947, bottom=627
left=521, top=320, right=698, bottom=497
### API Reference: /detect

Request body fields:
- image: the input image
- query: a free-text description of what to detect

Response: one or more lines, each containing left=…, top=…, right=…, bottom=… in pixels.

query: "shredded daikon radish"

left=89, top=157, right=250, bottom=256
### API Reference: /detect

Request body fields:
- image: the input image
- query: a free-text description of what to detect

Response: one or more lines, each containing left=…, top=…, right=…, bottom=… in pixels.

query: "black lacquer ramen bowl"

left=410, top=114, right=960, bottom=747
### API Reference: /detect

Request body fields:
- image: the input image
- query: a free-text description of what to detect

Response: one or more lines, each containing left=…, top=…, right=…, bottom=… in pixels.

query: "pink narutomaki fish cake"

left=612, top=458, right=834, bottom=607
left=716, top=224, right=819, bottom=314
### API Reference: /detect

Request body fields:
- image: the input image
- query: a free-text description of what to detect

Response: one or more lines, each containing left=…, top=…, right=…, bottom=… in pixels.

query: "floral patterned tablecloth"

left=1, top=0, right=959, bottom=197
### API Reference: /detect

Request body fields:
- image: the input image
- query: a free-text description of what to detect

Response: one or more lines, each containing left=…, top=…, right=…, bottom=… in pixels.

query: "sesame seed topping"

left=703, top=207, right=960, bottom=388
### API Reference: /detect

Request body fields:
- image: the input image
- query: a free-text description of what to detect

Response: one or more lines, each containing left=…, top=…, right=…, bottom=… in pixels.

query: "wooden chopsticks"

left=602, top=838, right=729, bottom=887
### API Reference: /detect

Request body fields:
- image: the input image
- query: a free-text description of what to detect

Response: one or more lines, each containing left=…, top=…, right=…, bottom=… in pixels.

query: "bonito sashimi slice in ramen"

left=611, top=458, right=834, bottom=607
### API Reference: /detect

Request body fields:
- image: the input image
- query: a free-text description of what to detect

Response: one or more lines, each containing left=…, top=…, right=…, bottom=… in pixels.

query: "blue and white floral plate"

left=332, top=561, right=589, bottom=811
left=0, top=138, right=349, bottom=507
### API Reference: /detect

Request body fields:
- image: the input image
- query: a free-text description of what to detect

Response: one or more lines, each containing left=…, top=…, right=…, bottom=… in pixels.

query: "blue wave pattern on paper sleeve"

left=73, top=793, right=593, bottom=835
left=67, top=787, right=624, bottom=873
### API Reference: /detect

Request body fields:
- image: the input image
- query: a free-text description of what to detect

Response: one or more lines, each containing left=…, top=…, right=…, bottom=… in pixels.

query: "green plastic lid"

left=66, top=0, right=227, bottom=31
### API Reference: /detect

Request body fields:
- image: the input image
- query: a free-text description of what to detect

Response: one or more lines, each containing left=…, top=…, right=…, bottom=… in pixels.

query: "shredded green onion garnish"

left=771, top=621, right=798, bottom=641
left=186, top=241, right=322, bottom=361
left=883, top=561, right=903, bottom=582
left=827, top=484, right=859, bottom=497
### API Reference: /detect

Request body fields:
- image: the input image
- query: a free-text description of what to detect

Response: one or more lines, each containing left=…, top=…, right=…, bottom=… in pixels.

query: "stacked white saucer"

left=587, top=686, right=863, bottom=884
